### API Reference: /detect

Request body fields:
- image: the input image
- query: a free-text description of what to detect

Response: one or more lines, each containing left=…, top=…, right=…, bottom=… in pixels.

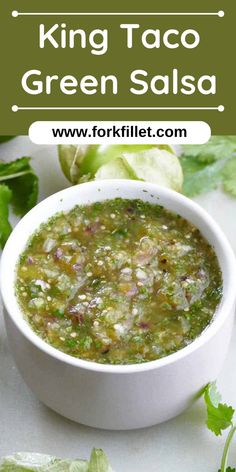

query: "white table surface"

left=0, top=137, right=236, bottom=471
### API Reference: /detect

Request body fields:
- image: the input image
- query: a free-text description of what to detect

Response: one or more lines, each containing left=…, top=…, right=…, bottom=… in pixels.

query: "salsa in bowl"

left=16, top=198, right=222, bottom=365
left=1, top=180, right=235, bottom=429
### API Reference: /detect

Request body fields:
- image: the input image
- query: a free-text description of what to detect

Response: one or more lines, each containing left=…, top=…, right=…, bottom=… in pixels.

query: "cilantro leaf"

left=218, top=468, right=236, bottom=472
left=182, top=136, right=236, bottom=163
left=0, top=157, right=32, bottom=180
left=0, top=157, right=38, bottom=248
left=222, top=159, right=236, bottom=197
left=0, top=157, right=39, bottom=215
left=204, top=383, right=235, bottom=436
left=205, top=382, right=222, bottom=407
left=0, top=185, right=12, bottom=248
left=180, top=136, right=236, bottom=198
left=180, top=157, right=224, bottom=197
left=207, top=403, right=235, bottom=437
left=6, top=171, right=38, bottom=216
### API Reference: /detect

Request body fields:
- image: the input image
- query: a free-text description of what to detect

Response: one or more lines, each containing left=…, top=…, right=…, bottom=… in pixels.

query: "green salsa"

left=16, top=198, right=222, bottom=365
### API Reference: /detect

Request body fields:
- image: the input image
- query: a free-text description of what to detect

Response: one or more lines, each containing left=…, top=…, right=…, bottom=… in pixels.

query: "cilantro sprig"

left=180, top=136, right=236, bottom=198
left=204, top=382, right=236, bottom=472
left=0, top=157, right=38, bottom=248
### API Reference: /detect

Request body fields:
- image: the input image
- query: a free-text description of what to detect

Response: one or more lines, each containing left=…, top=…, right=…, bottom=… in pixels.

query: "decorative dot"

left=218, top=10, right=225, bottom=18
left=218, top=105, right=224, bottom=112
left=12, top=10, right=19, bottom=17
left=12, top=105, right=18, bottom=112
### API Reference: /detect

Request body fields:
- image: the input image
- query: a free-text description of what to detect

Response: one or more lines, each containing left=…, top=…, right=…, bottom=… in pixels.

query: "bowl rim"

left=1, top=179, right=236, bottom=374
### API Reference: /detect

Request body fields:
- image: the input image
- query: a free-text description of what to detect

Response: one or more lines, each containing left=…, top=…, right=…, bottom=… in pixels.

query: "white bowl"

left=1, top=180, right=236, bottom=430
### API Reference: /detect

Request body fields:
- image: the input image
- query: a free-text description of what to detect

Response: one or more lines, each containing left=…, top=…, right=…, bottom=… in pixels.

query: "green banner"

left=0, top=0, right=235, bottom=134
